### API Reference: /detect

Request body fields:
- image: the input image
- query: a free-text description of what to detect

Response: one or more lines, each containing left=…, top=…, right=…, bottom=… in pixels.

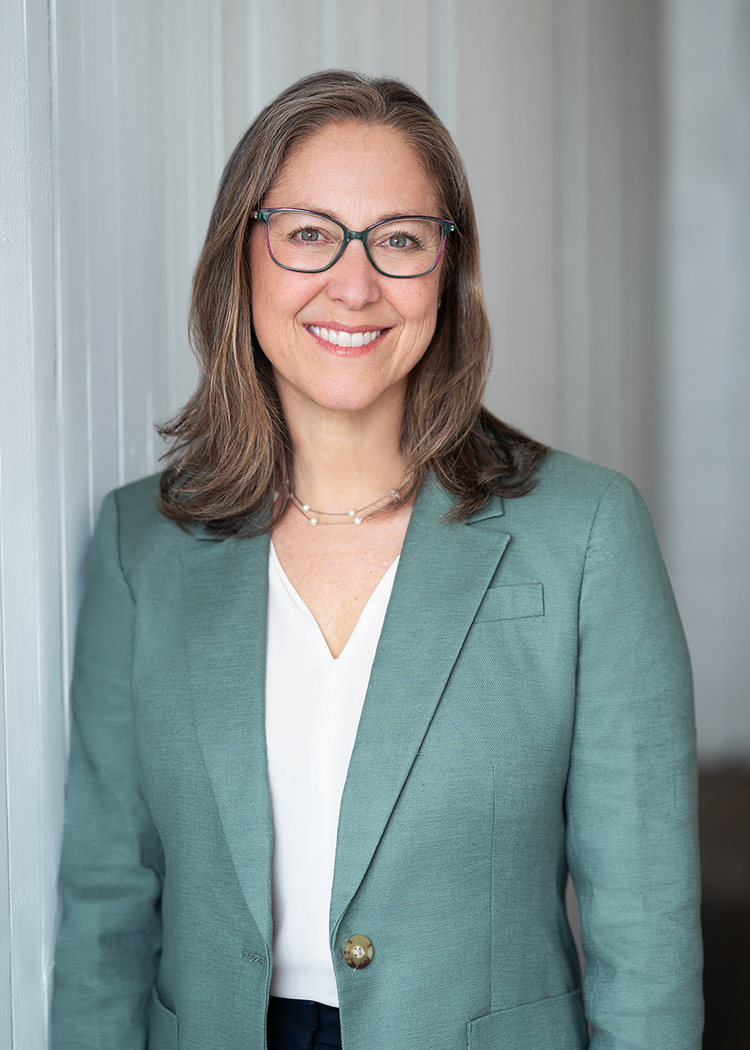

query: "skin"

left=250, top=120, right=444, bottom=657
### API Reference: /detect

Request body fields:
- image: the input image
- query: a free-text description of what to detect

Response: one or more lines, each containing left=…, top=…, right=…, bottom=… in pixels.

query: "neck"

left=279, top=388, right=407, bottom=512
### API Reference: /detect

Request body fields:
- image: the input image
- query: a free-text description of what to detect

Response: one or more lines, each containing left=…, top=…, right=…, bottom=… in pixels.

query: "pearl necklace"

left=290, top=488, right=401, bottom=526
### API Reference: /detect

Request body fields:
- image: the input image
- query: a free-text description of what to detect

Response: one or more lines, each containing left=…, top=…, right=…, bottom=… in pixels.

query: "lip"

left=304, top=323, right=390, bottom=354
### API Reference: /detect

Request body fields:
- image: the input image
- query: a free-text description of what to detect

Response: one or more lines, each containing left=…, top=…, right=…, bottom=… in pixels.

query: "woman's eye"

left=378, top=230, right=421, bottom=251
left=292, top=227, right=322, bottom=242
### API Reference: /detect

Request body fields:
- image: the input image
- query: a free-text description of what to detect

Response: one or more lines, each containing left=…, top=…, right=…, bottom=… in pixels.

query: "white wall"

left=470, top=0, right=661, bottom=510
left=1, top=2, right=64, bottom=1045
left=661, top=0, right=750, bottom=763
left=1, top=0, right=747, bottom=1045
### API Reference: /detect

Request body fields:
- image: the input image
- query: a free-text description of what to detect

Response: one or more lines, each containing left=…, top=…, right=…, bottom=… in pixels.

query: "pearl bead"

left=309, top=517, right=318, bottom=526
left=348, top=509, right=356, bottom=517
left=302, top=504, right=311, bottom=512
left=354, top=517, right=363, bottom=525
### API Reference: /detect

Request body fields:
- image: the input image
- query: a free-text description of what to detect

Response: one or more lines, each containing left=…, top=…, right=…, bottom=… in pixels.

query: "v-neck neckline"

left=269, top=542, right=400, bottom=662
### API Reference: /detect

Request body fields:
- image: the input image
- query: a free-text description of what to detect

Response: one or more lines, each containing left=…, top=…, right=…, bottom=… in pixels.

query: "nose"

left=323, top=238, right=382, bottom=310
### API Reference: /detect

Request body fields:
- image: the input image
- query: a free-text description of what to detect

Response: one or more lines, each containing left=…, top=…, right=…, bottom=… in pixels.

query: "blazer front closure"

left=181, top=478, right=510, bottom=959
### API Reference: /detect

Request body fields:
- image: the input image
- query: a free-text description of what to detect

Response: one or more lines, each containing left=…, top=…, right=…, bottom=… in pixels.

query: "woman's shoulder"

left=501, top=448, right=654, bottom=540
left=535, top=448, right=627, bottom=493
left=528, top=448, right=645, bottom=510
left=96, top=471, right=219, bottom=572
left=497, top=451, right=674, bottom=618
left=107, top=470, right=162, bottom=517
left=105, top=471, right=167, bottom=536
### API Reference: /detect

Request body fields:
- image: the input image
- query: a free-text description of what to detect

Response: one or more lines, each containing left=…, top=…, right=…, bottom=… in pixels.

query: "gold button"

left=343, top=935, right=373, bottom=969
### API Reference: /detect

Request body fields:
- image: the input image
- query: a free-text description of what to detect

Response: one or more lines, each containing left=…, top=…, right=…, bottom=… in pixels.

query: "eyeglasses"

left=251, top=208, right=455, bottom=278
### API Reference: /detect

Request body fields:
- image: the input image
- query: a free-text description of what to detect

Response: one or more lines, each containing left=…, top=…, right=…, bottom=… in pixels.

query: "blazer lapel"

left=182, top=529, right=274, bottom=950
left=330, top=478, right=510, bottom=929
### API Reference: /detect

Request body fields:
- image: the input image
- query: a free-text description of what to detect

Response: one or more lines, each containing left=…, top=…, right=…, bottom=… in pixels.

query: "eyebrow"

left=276, top=205, right=438, bottom=226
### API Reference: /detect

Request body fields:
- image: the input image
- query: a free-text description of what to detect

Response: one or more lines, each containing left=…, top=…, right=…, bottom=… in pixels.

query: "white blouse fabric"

left=265, top=542, right=399, bottom=1006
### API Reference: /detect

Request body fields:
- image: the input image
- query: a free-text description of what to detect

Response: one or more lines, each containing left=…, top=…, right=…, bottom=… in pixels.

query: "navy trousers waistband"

left=267, top=997, right=342, bottom=1050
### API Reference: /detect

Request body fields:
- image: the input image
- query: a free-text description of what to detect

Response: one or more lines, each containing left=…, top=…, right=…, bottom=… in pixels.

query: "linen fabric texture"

left=52, top=451, right=703, bottom=1050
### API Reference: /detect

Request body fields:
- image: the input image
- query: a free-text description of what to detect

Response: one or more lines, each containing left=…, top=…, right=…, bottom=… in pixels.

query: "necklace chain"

left=290, top=488, right=401, bottom=526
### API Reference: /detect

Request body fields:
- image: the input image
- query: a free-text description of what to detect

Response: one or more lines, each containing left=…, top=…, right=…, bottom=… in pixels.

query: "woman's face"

left=249, top=120, right=444, bottom=419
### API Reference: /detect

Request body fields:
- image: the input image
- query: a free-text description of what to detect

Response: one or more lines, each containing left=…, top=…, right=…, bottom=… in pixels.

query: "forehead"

left=264, top=120, right=442, bottom=220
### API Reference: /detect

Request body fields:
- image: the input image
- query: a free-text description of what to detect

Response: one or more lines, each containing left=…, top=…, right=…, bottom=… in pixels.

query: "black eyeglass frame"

left=250, top=208, right=456, bottom=278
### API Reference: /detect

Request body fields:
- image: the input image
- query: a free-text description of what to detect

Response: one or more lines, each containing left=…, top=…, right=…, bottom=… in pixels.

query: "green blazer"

left=53, top=451, right=703, bottom=1050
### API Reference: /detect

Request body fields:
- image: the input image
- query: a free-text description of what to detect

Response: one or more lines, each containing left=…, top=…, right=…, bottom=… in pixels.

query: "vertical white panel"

left=555, top=0, right=592, bottom=461
left=661, top=0, right=750, bottom=761
left=583, top=0, right=659, bottom=501
left=222, top=0, right=249, bottom=151
left=429, top=0, right=458, bottom=135
left=553, top=0, right=660, bottom=497
left=51, top=0, right=92, bottom=664
left=141, top=0, right=167, bottom=467
left=463, top=0, right=661, bottom=511
left=163, top=0, right=192, bottom=415
left=584, top=0, right=627, bottom=472
left=400, top=0, right=430, bottom=97
left=94, top=0, right=120, bottom=488
left=186, top=0, right=217, bottom=265
left=246, top=0, right=264, bottom=117
left=339, top=0, right=384, bottom=74
left=212, top=0, right=226, bottom=182
left=319, top=0, right=339, bottom=66
left=616, top=2, right=660, bottom=501
left=115, top=0, right=149, bottom=482
left=1, top=0, right=65, bottom=1046
left=462, top=0, right=559, bottom=445
left=381, top=0, right=405, bottom=75
left=80, top=0, right=122, bottom=502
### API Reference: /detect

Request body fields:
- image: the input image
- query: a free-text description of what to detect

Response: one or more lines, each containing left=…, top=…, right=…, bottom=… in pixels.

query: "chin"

left=274, top=360, right=409, bottom=419
left=312, top=390, right=389, bottom=414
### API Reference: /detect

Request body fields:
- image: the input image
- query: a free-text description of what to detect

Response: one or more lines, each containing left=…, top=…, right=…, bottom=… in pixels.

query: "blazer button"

left=343, top=935, right=373, bottom=969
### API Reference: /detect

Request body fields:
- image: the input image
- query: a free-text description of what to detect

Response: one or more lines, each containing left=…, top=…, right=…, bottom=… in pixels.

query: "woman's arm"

left=53, top=492, right=163, bottom=1049
left=565, top=474, right=703, bottom=1049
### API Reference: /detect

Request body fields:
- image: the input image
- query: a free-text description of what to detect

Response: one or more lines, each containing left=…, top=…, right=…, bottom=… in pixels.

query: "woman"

left=53, top=71, right=702, bottom=1050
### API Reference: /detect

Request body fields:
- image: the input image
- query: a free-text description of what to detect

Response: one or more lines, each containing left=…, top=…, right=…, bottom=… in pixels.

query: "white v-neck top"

left=265, top=543, right=399, bottom=1006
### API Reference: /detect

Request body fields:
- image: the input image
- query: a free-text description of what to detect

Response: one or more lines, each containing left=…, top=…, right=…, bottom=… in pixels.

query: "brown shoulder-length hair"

left=159, top=70, right=547, bottom=534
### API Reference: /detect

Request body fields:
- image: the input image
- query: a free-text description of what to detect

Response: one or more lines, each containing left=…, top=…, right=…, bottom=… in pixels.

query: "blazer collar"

left=182, top=528, right=274, bottom=950
left=330, top=477, right=510, bottom=928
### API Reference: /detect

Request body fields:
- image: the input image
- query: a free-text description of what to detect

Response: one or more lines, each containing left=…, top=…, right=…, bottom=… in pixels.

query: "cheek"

left=404, top=285, right=440, bottom=337
left=407, top=288, right=441, bottom=365
left=249, top=227, right=290, bottom=313
left=249, top=251, right=292, bottom=347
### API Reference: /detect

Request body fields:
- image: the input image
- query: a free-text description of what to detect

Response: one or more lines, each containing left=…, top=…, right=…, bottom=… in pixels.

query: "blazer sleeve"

left=53, top=491, right=163, bottom=1049
left=565, top=473, right=703, bottom=1049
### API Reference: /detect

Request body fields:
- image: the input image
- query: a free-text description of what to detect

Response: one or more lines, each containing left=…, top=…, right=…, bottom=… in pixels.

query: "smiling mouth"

left=307, top=325, right=384, bottom=348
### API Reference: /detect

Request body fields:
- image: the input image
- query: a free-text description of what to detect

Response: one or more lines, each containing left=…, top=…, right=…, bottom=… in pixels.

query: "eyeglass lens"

left=264, top=211, right=445, bottom=277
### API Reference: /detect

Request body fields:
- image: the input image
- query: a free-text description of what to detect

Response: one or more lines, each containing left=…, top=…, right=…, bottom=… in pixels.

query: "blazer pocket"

left=148, top=986, right=179, bottom=1050
left=467, top=989, right=587, bottom=1050
left=473, top=583, right=544, bottom=622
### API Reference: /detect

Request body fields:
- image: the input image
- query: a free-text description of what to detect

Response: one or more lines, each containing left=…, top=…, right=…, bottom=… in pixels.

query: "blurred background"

left=1, top=0, right=748, bottom=1046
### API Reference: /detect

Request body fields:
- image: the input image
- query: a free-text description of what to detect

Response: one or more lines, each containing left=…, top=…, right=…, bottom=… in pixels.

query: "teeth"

left=309, top=326, right=382, bottom=347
